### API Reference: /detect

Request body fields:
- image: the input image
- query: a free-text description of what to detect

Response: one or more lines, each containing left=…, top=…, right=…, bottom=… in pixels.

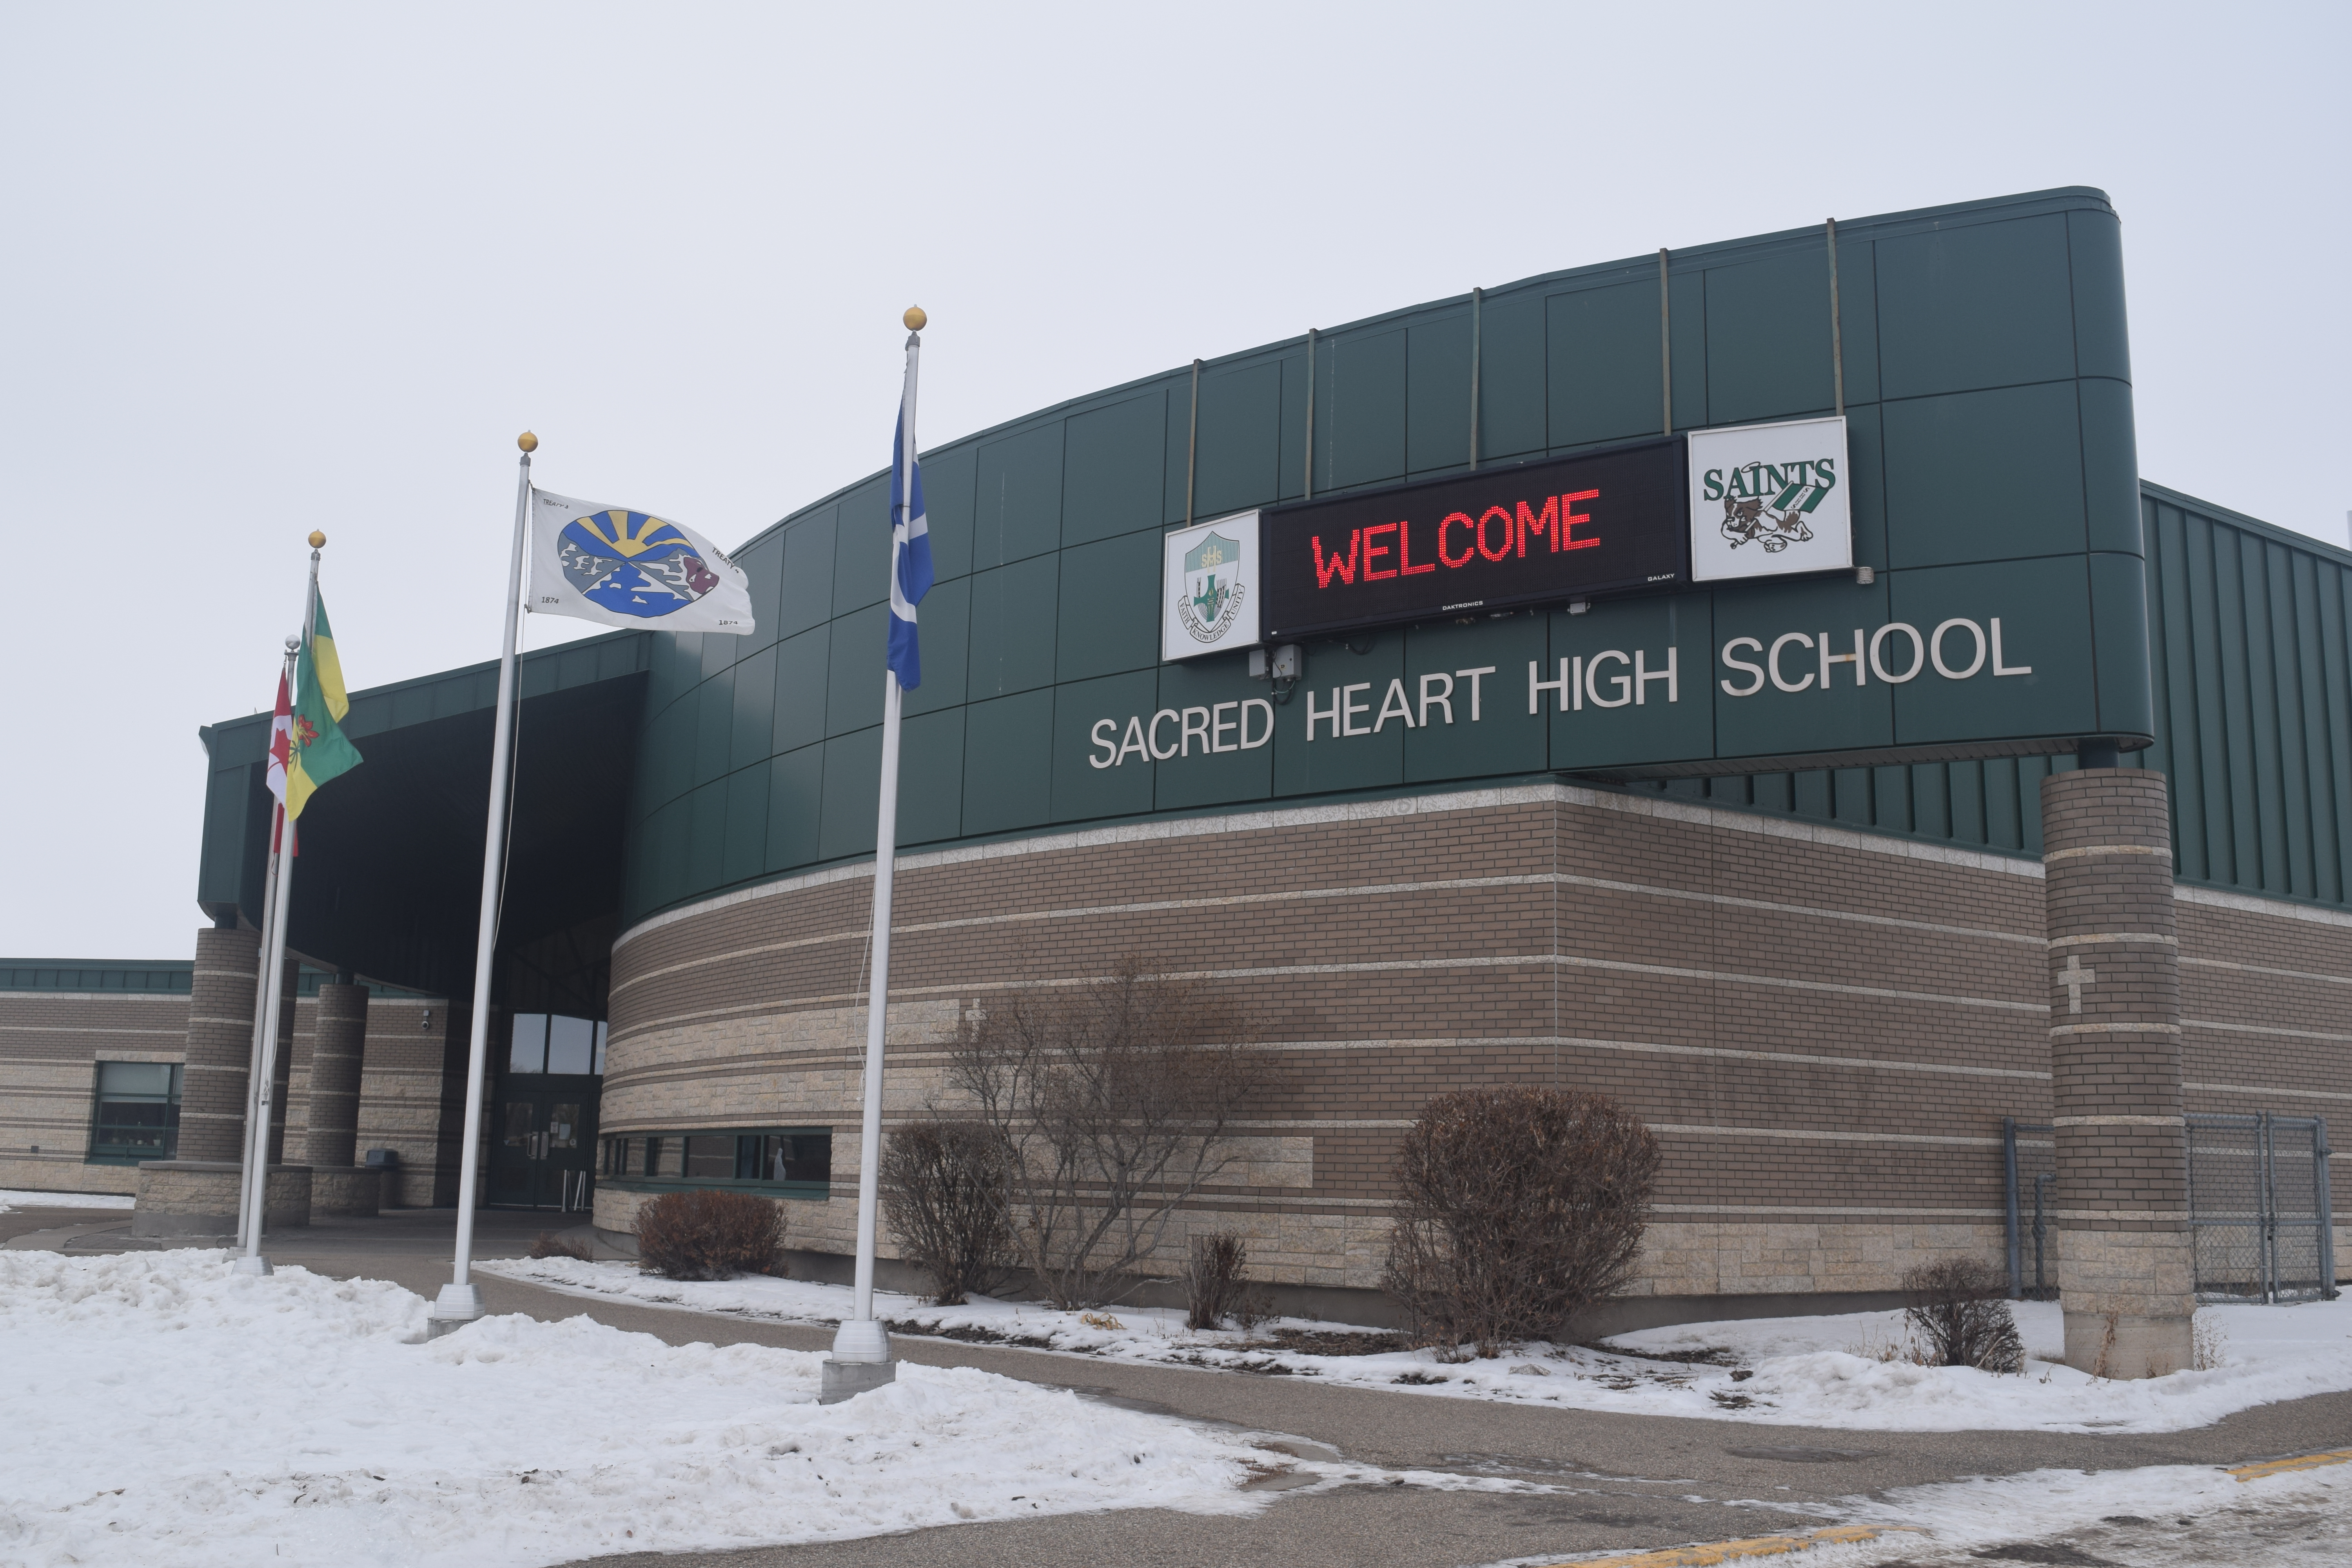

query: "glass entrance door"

left=489, top=1011, right=605, bottom=1210
left=488, top=1078, right=600, bottom=1210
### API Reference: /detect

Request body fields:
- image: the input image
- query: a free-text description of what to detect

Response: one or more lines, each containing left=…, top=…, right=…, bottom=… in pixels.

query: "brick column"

left=178, top=925, right=263, bottom=1162
left=305, top=981, right=369, bottom=1168
left=2041, top=767, right=2194, bottom=1377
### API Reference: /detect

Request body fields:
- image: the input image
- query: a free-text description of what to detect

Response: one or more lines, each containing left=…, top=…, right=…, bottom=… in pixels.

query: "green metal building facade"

left=608, top=187, right=2346, bottom=939
left=181, top=187, right=2352, bottom=984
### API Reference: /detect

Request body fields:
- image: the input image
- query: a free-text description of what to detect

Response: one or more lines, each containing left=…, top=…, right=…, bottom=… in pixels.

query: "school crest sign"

left=1161, top=511, right=1261, bottom=661
left=1686, top=415, right=1853, bottom=582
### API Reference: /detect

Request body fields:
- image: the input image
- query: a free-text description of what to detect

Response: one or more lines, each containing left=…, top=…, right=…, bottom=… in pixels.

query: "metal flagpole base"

left=426, top=1281, right=486, bottom=1339
left=231, top=1255, right=274, bottom=1277
left=820, top=1318, right=896, bottom=1403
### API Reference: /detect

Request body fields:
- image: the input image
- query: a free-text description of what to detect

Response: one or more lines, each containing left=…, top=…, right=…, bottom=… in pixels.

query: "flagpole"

left=230, top=789, right=286, bottom=1269
left=429, top=431, right=535, bottom=1334
left=234, top=533, right=324, bottom=1272
left=825, top=315, right=924, bottom=1396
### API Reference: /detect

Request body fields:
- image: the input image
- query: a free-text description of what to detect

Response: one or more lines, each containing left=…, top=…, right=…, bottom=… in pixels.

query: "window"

left=508, top=1014, right=606, bottom=1076
left=89, top=1062, right=181, bottom=1164
left=595, top=1129, right=831, bottom=1196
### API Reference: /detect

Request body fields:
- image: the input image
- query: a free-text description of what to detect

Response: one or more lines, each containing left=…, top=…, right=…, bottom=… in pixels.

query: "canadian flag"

left=264, top=672, right=295, bottom=853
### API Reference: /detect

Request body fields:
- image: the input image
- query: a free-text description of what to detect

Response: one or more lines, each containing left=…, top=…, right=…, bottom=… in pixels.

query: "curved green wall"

left=619, top=187, right=2156, bottom=927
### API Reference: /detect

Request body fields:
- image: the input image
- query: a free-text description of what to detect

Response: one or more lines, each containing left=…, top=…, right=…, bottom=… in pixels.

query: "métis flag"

left=886, top=397, right=933, bottom=688
left=272, top=594, right=362, bottom=820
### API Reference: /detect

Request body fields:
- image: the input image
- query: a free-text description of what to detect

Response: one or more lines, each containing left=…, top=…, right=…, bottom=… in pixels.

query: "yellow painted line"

left=1540, top=1524, right=1925, bottom=1568
left=2230, top=1448, right=2352, bottom=1482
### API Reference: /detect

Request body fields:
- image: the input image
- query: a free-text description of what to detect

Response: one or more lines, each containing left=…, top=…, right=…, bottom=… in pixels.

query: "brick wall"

left=603, top=781, right=2352, bottom=1303
left=0, top=987, right=192, bottom=1195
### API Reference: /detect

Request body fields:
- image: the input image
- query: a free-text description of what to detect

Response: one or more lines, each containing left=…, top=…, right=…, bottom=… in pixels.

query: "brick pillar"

left=2041, top=767, right=2194, bottom=1377
left=178, top=925, right=263, bottom=1162
left=305, top=982, right=369, bottom=1168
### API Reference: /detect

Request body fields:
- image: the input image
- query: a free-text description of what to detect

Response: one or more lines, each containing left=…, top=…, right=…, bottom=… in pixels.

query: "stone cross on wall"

left=2057, top=952, right=2097, bottom=1014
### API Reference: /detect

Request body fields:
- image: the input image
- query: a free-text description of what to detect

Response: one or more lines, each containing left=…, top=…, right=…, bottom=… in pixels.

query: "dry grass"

left=528, top=1230, right=592, bottom=1262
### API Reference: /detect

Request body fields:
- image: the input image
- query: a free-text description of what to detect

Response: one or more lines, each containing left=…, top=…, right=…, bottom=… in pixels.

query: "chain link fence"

left=2184, top=1113, right=2337, bottom=1303
left=2005, top=1113, right=2338, bottom=1303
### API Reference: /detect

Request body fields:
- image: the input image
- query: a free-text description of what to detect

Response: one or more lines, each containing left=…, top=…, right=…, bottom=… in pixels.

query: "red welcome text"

left=1311, top=490, right=1601, bottom=592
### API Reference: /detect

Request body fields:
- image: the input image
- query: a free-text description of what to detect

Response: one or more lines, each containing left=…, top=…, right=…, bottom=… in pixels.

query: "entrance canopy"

left=194, top=631, right=649, bottom=1007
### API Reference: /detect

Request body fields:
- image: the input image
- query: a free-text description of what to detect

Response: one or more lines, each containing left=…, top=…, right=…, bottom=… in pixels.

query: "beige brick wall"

left=599, top=782, right=2350, bottom=1302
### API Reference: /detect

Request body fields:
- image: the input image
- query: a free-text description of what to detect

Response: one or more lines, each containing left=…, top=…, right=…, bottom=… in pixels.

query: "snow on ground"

left=0, top=1249, right=1513, bottom=1568
left=0, top=1187, right=136, bottom=1212
left=483, top=1255, right=2352, bottom=1435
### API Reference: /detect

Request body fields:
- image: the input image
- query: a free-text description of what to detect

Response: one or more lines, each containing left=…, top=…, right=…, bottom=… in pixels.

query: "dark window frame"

left=597, top=1126, right=832, bottom=1200
left=87, top=1061, right=182, bottom=1165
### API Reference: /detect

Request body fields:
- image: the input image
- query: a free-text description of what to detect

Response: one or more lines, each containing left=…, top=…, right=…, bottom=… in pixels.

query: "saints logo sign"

left=1715, top=460, right=1833, bottom=555
left=1176, top=530, right=1247, bottom=644
left=1686, top=416, right=1854, bottom=583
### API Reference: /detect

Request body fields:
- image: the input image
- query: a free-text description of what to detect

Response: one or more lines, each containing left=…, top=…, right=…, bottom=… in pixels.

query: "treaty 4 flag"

left=528, top=490, right=757, bottom=635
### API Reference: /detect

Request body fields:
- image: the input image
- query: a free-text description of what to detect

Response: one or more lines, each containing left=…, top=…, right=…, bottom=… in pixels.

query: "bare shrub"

left=1382, top=1086, right=1659, bottom=1357
left=635, top=1189, right=787, bottom=1280
left=528, top=1230, right=592, bottom=1261
left=951, top=956, right=1270, bottom=1310
left=880, top=1118, right=1014, bottom=1305
left=1901, top=1258, right=2025, bottom=1372
left=1182, top=1232, right=1250, bottom=1330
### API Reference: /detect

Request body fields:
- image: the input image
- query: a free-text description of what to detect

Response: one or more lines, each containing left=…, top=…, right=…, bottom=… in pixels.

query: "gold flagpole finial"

left=902, top=306, right=926, bottom=331
left=308, top=531, right=327, bottom=549
left=517, top=431, right=539, bottom=453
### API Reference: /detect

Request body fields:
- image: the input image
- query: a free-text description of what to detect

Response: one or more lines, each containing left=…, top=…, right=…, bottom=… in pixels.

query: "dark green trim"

left=3, top=961, right=192, bottom=994
left=601, top=1178, right=831, bottom=1201
left=599, top=1126, right=833, bottom=1200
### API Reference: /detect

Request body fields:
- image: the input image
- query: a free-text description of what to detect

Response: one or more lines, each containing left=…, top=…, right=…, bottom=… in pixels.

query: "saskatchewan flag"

left=285, top=594, right=361, bottom=818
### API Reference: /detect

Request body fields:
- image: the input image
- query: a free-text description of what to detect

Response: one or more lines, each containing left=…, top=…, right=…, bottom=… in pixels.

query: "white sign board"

left=1686, top=416, right=1853, bottom=583
left=1161, top=511, right=1261, bottom=661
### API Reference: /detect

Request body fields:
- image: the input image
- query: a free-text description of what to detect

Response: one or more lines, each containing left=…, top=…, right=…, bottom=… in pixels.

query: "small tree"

left=950, top=957, right=1269, bottom=1309
left=1902, top=1258, right=2025, bottom=1372
left=879, top=1118, right=1014, bottom=1305
left=635, top=1189, right=787, bottom=1280
left=1383, top=1086, right=1659, bottom=1356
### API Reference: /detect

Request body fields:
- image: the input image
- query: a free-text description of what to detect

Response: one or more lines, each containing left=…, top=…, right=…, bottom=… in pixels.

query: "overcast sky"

left=3, top=2, right=2345, bottom=960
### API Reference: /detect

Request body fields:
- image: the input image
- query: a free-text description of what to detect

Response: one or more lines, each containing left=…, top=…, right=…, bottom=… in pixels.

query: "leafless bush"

left=1383, top=1086, right=1659, bottom=1357
left=1901, top=1258, right=2025, bottom=1372
left=635, top=1189, right=787, bottom=1280
left=880, top=1118, right=1015, bottom=1305
left=951, top=957, right=1270, bottom=1310
left=1182, top=1232, right=1250, bottom=1330
left=528, top=1230, right=592, bottom=1261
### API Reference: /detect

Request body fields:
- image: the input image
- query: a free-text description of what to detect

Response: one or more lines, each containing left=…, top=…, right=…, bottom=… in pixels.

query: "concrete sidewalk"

left=15, top=1207, right=2351, bottom=1568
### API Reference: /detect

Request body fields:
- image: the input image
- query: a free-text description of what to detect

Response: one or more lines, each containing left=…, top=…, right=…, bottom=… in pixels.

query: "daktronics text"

left=1260, top=437, right=1686, bottom=640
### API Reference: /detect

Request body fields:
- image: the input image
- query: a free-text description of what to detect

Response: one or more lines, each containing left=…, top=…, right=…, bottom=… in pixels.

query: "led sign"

left=1259, top=437, right=1686, bottom=641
